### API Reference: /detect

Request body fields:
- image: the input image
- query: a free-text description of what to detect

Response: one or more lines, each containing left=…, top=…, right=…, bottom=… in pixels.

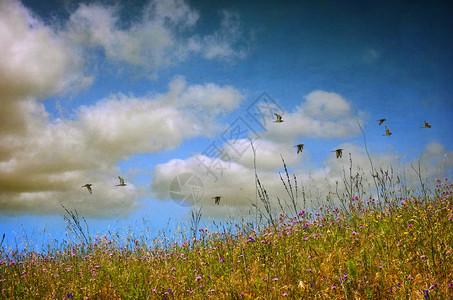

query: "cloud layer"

left=150, top=90, right=451, bottom=216
left=151, top=139, right=453, bottom=217
left=262, top=91, right=366, bottom=142
left=0, top=0, right=247, bottom=216
left=0, top=75, right=243, bottom=216
left=65, top=0, right=247, bottom=77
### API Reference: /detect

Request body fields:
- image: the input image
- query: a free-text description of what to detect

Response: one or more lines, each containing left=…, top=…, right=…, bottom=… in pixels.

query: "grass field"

left=1, top=172, right=452, bottom=299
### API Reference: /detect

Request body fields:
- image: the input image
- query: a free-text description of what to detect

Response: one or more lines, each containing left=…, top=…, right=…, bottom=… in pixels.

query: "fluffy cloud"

left=0, top=0, right=91, bottom=136
left=65, top=0, right=248, bottom=77
left=151, top=137, right=453, bottom=217
left=263, top=90, right=365, bottom=141
left=0, top=0, right=246, bottom=217
left=0, top=75, right=243, bottom=216
left=78, top=77, right=243, bottom=160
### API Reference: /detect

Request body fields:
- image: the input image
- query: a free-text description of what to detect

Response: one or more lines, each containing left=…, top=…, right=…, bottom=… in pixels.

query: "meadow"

left=0, top=165, right=452, bottom=299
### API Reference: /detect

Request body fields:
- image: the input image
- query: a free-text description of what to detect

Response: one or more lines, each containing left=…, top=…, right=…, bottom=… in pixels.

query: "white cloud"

left=263, top=90, right=365, bottom=141
left=65, top=0, right=248, bottom=77
left=0, top=71, right=243, bottom=216
left=0, top=0, right=91, bottom=137
left=200, top=11, right=248, bottom=60
left=78, top=77, right=243, bottom=158
left=151, top=138, right=453, bottom=217
left=0, top=0, right=90, bottom=100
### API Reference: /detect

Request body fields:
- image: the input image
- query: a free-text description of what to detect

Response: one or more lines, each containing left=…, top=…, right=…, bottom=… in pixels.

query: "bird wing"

left=118, top=176, right=124, bottom=184
left=87, top=186, right=92, bottom=194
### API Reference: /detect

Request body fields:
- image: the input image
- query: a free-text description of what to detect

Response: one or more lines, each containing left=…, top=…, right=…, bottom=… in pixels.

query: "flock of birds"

left=274, top=113, right=432, bottom=158
left=273, top=113, right=347, bottom=159
left=82, top=114, right=432, bottom=206
left=199, top=114, right=432, bottom=206
left=81, top=176, right=126, bottom=194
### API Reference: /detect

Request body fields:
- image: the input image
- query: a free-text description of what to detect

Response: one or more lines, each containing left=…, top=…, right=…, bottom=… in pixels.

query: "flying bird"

left=377, top=119, right=387, bottom=126
left=383, top=125, right=392, bottom=136
left=295, top=144, right=304, bottom=154
left=332, top=148, right=343, bottom=158
left=212, top=196, right=221, bottom=205
left=81, top=184, right=92, bottom=194
left=115, top=176, right=126, bottom=187
left=420, top=120, right=432, bottom=128
left=273, top=113, right=284, bottom=123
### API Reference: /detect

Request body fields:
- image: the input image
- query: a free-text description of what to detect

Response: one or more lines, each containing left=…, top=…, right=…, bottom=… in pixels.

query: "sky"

left=1, top=0, right=452, bottom=250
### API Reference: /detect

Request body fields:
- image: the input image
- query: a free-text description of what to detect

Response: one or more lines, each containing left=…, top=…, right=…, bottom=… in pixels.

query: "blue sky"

left=0, top=0, right=452, bottom=250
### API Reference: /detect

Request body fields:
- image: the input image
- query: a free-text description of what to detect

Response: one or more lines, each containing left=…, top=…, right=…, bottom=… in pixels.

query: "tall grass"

left=1, top=166, right=452, bottom=299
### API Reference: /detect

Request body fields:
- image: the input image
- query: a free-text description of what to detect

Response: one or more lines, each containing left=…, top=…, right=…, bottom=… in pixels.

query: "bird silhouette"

left=295, top=144, right=304, bottom=154
left=420, top=120, right=432, bottom=128
left=273, top=113, right=284, bottom=123
left=377, top=119, right=387, bottom=126
left=383, top=125, right=392, bottom=136
left=332, top=149, right=343, bottom=158
left=81, top=184, right=92, bottom=194
left=115, top=176, right=126, bottom=187
left=212, top=196, right=221, bottom=205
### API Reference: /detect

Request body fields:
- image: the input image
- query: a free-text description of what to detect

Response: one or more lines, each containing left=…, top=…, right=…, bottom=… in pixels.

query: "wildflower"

left=424, top=290, right=429, bottom=298
left=273, top=278, right=279, bottom=281
left=195, top=275, right=201, bottom=281
left=248, top=237, right=255, bottom=242
left=282, top=292, right=288, bottom=296
left=67, top=293, right=73, bottom=298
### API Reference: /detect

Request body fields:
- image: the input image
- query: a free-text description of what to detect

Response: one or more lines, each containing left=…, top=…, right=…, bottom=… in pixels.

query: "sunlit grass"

left=1, top=179, right=452, bottom=299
